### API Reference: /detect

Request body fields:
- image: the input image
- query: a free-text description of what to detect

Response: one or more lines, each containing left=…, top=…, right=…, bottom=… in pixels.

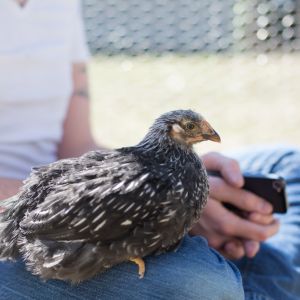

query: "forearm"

left=57, top=63, right=106, bottom=159
left=0, top=178, right=22, bottom=201
left=57, top=128, right=101, bottom=159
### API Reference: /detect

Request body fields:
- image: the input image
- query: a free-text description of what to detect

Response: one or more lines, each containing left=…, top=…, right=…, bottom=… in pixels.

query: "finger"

left=209, top=176, right=273, bottom=214
left=190, top=214, right=228, bottom=249
left=222, top=240, right=245, bottom=260
left=202, top=152, right=244, bottom=188
left=243, top=240, right=260, bottom=258
left=248, top=212, right=275, bottom=225
left=227, top=214, right=280, bottom=241
left=205, top=199, right=278, bottom=242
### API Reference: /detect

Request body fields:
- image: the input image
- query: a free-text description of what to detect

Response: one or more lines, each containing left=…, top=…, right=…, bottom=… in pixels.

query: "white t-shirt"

left=0, top=0, right=90, bottom=179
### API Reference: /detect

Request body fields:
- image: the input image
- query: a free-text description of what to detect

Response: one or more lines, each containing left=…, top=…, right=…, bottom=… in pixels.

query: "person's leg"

left=232, top=145, right=300, bottom=300
left=0, top=235, right=244, bottom=300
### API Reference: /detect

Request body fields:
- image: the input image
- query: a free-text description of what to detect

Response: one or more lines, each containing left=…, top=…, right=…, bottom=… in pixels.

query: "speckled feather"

left=0, top=110, right=209, bottom=283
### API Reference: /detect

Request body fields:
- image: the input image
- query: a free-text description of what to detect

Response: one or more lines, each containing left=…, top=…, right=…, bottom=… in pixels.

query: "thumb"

left=202, top=152, right=244, bottom=188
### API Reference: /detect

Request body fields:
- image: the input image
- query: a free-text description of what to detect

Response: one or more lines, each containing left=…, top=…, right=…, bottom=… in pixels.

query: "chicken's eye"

left=186, top=123, right=195, bottom=130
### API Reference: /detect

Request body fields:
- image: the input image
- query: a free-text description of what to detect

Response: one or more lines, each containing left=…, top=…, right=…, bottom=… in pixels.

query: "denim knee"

left=162, top=258, right=244, bottom=300
left=143, top=236, right=245, bottom=300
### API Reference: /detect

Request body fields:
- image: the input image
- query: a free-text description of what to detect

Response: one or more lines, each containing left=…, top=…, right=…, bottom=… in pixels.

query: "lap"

left=0, top=235, right=244, bottom=300
left=3, top=145, right=299, bottom=300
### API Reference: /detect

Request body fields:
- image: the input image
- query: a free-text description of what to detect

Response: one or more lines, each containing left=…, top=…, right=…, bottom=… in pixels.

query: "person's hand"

left=190, top=152, right=280, bottom=259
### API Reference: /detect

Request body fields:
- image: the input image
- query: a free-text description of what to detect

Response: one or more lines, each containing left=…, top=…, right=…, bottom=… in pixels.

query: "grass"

left=89, top=53, right=300, bottom=154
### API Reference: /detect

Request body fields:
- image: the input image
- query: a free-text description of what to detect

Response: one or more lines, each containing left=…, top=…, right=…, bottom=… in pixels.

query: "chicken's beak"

left=200, top=120, right=221, bottom=143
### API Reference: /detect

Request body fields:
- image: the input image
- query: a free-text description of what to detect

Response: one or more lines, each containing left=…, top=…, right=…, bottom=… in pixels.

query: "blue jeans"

left=0, top=146, right=300, bottom=300
left=232, top=146, right=300, bottom=300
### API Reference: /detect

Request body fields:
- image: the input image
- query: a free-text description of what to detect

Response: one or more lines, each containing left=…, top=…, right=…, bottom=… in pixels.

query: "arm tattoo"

left=80, top=66, right=87, bottom=74
left=72, top=64, right=89, bottom=99
left=73, top=89, right=90, bottom=99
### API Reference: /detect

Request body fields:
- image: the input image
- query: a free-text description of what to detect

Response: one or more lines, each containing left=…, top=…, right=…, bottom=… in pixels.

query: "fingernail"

left=260, top=201, right=272, bottom=213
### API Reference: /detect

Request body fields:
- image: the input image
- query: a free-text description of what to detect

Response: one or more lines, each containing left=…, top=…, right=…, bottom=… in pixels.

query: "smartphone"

left=207, top=170, right=288, bottom=214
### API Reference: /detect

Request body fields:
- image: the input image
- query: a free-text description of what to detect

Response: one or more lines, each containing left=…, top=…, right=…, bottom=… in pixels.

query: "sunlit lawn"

left=89, top=54, right=300, bottom=154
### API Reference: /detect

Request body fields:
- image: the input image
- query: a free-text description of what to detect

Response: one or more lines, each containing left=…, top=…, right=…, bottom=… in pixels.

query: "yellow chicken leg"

left=129, top=257, right=145, bottom=278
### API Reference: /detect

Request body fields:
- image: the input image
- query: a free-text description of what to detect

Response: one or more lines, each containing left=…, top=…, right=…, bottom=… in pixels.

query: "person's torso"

left=0, top=0, right=84, bottom=179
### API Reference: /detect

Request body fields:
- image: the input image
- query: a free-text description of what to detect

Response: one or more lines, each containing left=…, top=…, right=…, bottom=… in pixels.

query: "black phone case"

left=207, top=170, right=288, bottom=214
